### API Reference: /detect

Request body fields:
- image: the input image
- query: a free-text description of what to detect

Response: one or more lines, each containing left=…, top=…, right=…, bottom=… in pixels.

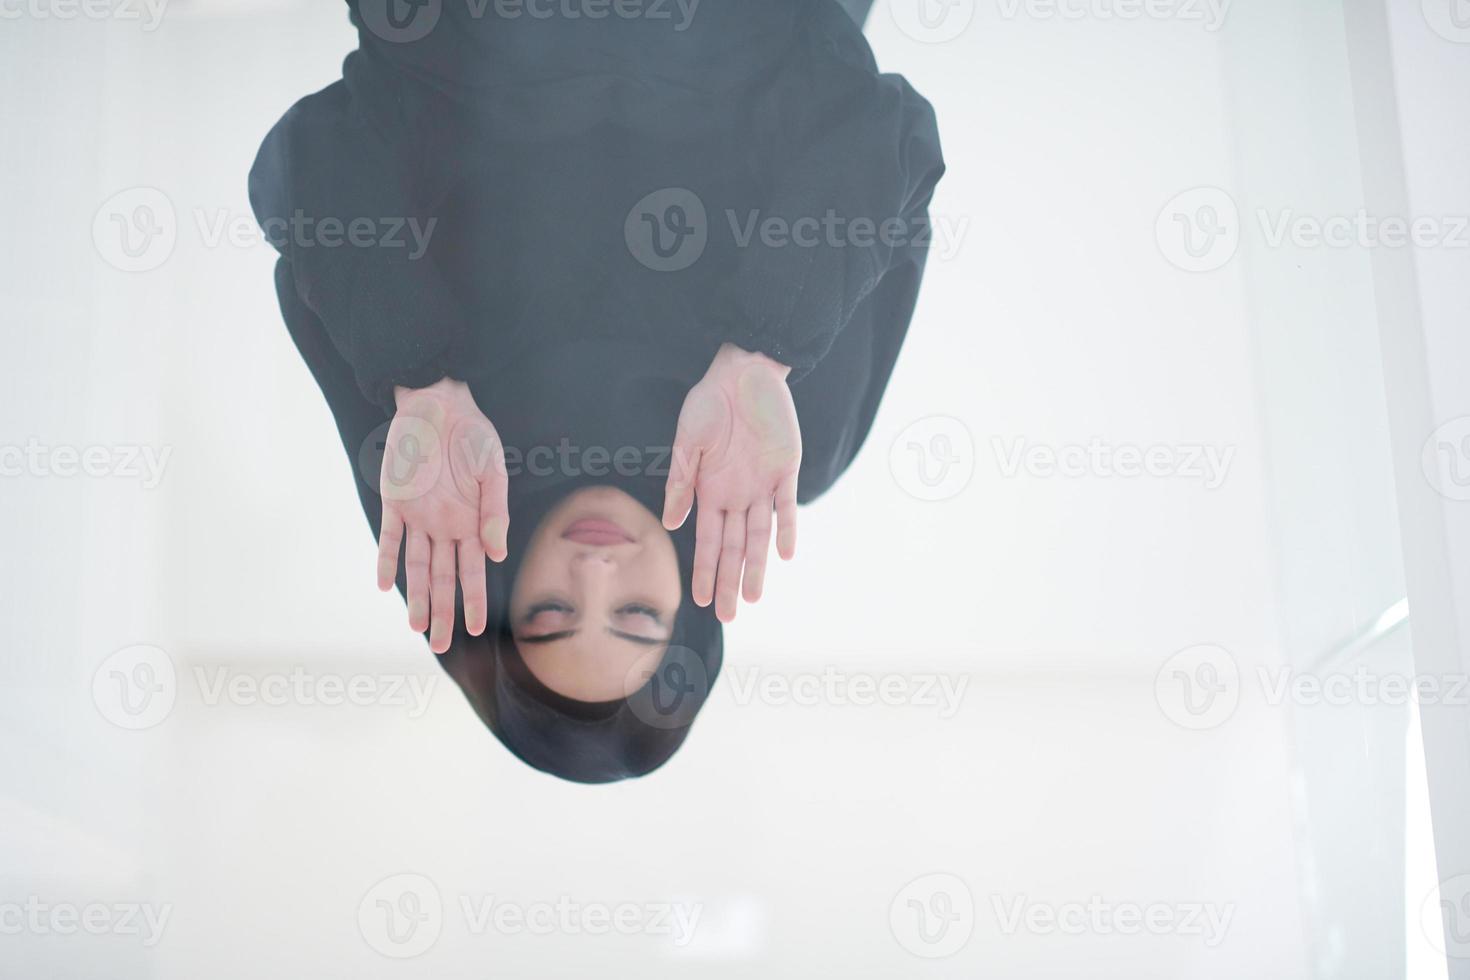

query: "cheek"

left=650, top=547, right=684, bottom=607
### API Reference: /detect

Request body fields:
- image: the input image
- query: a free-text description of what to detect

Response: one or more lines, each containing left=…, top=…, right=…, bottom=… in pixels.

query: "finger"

left=405, top=529, right=431, bottom=633
left=715, top=509, right=745, bottom=623
left=377, top=507, right=405, bottom=592
left=663, top=442, right=702, bottom=531
left=742, top=500, right=774, bottom=603
left=692, top=504, right=722, bottom=608
left=775, top=472, right=799, bottom=561
left=478, top=472, right=509, bottom=564
left=459, top=539, right=488, bottom=637
left=429, top=537, right=456, bottom=655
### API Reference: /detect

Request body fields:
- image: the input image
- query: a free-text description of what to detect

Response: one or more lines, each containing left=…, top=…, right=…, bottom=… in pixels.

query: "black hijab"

left=436, top=471, right=724, bottom=784
left=401, top=335, right=725, bottom=784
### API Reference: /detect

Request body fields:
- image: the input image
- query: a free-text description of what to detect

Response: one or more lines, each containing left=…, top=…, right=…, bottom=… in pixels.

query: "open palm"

left=663, top=344, right=801, bottom=621
left=377, top=379, right=509, bottom=653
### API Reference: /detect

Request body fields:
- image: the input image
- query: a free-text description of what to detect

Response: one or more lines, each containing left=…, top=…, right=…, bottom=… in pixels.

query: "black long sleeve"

left=702, top=16, right=944, bottom=380
left=251, top=0, right=944, bottom=403
left=248, top=71, right=467, bottom=412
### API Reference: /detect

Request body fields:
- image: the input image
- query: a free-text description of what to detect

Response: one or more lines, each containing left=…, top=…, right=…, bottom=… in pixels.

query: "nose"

left=571, top=550, right=617, bottom=573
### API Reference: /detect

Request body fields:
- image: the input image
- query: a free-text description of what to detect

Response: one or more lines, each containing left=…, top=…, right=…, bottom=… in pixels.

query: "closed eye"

left=525, top=600, right=573, bottom=620
left=617, top=603, right=663, bottom=624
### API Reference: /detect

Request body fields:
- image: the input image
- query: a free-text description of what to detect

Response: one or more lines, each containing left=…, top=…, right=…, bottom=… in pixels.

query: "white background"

left=2, top=0, right=1465, bottom=976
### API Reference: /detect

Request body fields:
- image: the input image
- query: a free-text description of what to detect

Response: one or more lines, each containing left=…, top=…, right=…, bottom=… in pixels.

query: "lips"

left=562, top=518, right=635, bottom=546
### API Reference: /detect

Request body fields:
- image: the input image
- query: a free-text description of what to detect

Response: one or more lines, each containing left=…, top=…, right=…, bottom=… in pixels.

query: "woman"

left=250, top=0, right=944, bottom=781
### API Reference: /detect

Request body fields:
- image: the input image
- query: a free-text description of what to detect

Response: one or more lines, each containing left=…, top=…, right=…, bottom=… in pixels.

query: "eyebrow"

left=515, top=628, right=669, bottom=648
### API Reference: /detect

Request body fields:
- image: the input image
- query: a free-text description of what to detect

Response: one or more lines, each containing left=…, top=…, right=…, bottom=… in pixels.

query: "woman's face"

left=509, top=486, right=682, bottom=702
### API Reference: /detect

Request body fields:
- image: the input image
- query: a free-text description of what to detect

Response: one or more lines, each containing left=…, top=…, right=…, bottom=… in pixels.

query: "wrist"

left=713, top=342, right=792, bottom=382
left=394, top=376, right=468, bottom=410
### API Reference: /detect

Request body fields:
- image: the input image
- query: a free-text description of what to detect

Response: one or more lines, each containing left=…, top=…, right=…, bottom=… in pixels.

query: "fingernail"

left=409, top=600, right=427, bottom=623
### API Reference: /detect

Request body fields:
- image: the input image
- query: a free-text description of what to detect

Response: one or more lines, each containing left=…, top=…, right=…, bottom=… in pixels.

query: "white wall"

left=11, top=0, right=1450, bottom=975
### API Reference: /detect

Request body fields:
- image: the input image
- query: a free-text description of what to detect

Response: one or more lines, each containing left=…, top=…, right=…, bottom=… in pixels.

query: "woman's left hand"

left=663, top=343, right=802, bottom=622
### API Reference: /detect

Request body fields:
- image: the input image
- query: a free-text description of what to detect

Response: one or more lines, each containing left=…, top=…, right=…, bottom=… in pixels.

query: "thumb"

left=663, top=436, right=702, bottom=531
left=478, top=471, right=509, bottom=562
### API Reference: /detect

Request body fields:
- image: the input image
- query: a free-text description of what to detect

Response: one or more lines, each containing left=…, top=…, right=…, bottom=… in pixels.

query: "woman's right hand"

left=377, top=378, right=509, bottom=654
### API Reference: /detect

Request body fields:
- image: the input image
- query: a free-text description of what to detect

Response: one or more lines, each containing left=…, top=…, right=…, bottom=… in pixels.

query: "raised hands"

left=377, top=378, right=509, bottom=654
left=662, top=343, right=802, bottom=622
